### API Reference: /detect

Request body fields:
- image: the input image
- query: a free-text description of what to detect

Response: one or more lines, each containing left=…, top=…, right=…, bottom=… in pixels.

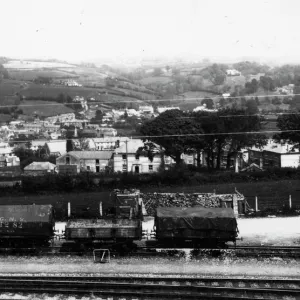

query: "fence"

left=244, top=194, right=300, bottom=213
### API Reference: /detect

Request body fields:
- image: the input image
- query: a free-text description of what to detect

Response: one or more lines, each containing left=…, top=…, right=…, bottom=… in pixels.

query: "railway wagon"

left=65, top=218, right=142, bottom=242
left=155, top=206, right=238, bottom=247
left=64, top=190, right=143, bottom=246
left=0, top=205, right=55, bottom=246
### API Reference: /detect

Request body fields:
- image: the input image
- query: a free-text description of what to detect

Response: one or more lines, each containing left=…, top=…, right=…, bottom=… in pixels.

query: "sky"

left=1, top=0, right=300, bottom=64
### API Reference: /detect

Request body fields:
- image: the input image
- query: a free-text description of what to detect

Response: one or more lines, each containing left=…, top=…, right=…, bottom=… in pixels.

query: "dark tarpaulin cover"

left=156, top=207, right=237, bottom=232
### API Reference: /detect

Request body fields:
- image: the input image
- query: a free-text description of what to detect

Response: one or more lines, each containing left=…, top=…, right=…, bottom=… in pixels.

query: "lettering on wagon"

left=0, top=217, right=26, bottom=228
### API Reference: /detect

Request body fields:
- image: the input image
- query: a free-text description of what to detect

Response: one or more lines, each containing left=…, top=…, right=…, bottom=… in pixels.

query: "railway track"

left=0, top=244, right=300, bottom=258
left=0, top=275, right=299, bottom=299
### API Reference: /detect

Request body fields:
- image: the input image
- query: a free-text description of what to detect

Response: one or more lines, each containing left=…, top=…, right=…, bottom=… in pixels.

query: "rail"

left=0, top=276, right=299, bottom=299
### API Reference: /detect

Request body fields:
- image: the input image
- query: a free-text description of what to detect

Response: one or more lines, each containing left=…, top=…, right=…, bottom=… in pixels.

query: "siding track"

left=0, top=276, right=300, bottom=299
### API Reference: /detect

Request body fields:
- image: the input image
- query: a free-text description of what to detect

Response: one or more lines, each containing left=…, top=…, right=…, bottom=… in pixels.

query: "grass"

left=3, top=60, right=75, bottom=69
left=21, top=84, right=100, bottom=99
left=18, top=100, right=74, bottom=117
left=8, top=69, right=79, bottom=81
left=139, top=76, right=173, bottom=85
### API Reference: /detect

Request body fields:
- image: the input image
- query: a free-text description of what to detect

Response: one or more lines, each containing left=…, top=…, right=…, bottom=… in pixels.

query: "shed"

left=24, top=162, right=56, bottom=175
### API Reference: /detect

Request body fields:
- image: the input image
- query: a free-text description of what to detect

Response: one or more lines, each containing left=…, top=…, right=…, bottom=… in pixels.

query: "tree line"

left=139, top=108, right=300, bottom=170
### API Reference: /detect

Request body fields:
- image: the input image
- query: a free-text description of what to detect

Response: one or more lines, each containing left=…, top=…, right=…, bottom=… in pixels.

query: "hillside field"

left=3, top=60, right=75, bottom=69
left=20, top=84, right=101, bottom=99
left=139, top=76, right=173, bottom=85
left=18, top=100, right=74, bottom=117
left=8, top=69, right=79, bottom=81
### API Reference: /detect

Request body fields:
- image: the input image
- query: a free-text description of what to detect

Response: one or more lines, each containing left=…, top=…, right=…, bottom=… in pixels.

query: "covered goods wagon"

left=0, top=205, right=55, bottom=244
left=155, top=207, right=238, bottom=246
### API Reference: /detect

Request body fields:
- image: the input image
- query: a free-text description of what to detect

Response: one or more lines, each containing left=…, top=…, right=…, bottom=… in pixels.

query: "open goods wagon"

left=0, top=205, right=55, bottom=246
left=155, top=206, right=238, bottom=247
left=65, top=219, right=142, bottom=242
left=64, top=190, right=143, bottom=246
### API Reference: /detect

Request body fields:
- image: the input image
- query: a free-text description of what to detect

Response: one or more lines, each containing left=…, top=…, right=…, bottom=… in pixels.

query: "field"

left=3, top=60, right=75, bottom=69
left=0, top=79, right=24, bottom=96
left=9, top=69, right=79, bottom=81
left=18, top=100, right=74, bottom=117
left=225, top=75, right=246, bottom=87
left=20, top=84, right=101, bottom=99
left=0, top=114, right=12, bottom=122
left=139, top=76, right=173, bottom=85
left=258, top=103, right=290, bottom=112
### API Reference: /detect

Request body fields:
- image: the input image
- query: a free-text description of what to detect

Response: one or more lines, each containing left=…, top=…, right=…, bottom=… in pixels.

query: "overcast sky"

left=1, top=0, right=299, bottom=63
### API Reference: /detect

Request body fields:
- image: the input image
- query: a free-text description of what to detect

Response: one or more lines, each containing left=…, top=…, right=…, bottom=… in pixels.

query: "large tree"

left=273, top=114, right=300, bottom=151
left=220, top=109, right=267, bottom=169
left=139, top=109, right=204, bottom=164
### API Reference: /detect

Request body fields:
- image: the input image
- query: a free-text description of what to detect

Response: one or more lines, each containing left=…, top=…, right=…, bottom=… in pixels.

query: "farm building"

left=241, top=140, right=300, bottom=169
left=56, top=151, right=113, bottom=173
left=45, top=140, right=67, bottom=157
left=24, top=162, right=56, bottom=175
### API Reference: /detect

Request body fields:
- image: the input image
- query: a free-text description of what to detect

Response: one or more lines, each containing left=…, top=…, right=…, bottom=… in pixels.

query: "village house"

left=45, top=113, right=76, bottom=124
left=23, top=123, right=43, bottom=133
left=24, top=161, right=56, bottom=176
left=247, top=73, right=265, bottom=82
left=30, top=140, right=48, bottom=151
left=241, top=139, right=300, bottom=169
left=0, top=142, right=14, bottom=155
left=157, top=107, right=180, bottom=114
left=73, top=96, right=85, bottom=102
left=139, top=105, right=154, bottom=115
left=64, top=80, right=82, bottom=87
left=193, top=104, right=218, bottom=112
left=89, top=137, right=130, bottom=151
left=56, top=151, right=113, bottom=173
left=226, top=69, right=241, bottom=76
left=113, top=139, right=163, bottom=174
left=45, top=140, right=67, bottom=157
left=0, top=154, right=20, bottom=168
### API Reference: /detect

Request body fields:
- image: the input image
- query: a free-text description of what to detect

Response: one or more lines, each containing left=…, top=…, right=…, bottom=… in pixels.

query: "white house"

left=157, top=107, right=180, bottom=114
left=56, top=151, right=113, bottom=173
left=139, top=105, right=154, bottom=114
left=113, top=139, right=163, bottom=173
left=89, top=137, right=130, bottom=151
left=193, top=104, right=217, bottom=112
left=226, top=69, right=241, bottom=76
left=243, top=139, right=300, bottom=169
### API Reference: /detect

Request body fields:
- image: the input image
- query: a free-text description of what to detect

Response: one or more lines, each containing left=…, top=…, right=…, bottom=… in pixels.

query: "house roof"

left=24, top=161, right=56, bottom=171
left=67, top=151, right=113, bottom=160
left=250, top=139, right=295, bottom=154
left=115, top=139, right=145, bottom=154
left=46, top=140, right=67, bottom=155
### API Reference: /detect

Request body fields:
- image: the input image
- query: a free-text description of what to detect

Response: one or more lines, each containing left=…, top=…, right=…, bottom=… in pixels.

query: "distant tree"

left=153, top=68, right=163, bottom=76
left=206, top=64, right=226, bottom=85
left=172, top=68, right=180, bottom=76
left=271, top=97, right=281, bottom=105
left=273, top=114, right=300, bottom=150
left=74, top=138, right=90, bottom=151
left=140, top=109, right=204, bottom=164
left=245, top=99, right=259, bottom=114
left=0, top=64, right=9, bottom=79
left=259, top=76, right=275, bottom=91
left=201, top=98, right=214, bottom=109
left=66, top=139, right=74, bottom=152
left=219, top=97, right=226, bottom=107
left=245, top=79, right=259, bottom=94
